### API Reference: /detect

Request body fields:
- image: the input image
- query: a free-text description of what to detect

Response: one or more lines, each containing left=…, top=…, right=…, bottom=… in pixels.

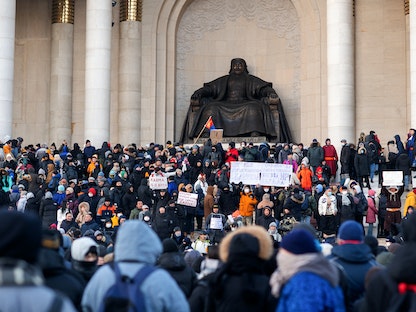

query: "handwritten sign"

left=209, top=214, right=224, bottom=230
left=382, top=171, right=403, bottom=186
left=149, top=174, right=168, bottom=190
left=230, top=162, right=292, bottom=187
left=177, top=191, right=198, bottom=207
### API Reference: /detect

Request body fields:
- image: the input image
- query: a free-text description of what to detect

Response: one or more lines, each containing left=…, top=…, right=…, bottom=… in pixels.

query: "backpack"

left=99, top=263, right=156, bottom=312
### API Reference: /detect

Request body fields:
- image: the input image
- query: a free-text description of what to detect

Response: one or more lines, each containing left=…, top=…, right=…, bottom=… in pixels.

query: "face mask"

left=231, top=227, right=237, bottom=231
left=88, top=193, right=93, bottom=197
left=244, top=188, right=250, bottom=194
left=342, top=191, right=348, bottom=195
left=263, top=188, right=270, bottom=193
left=117, top=213, right=122, bottom=217
left=327, top=192, right=332, bottom=196
left=175, top=231, right=181, bottom=237
left=105, top=223, right=112, bottom=228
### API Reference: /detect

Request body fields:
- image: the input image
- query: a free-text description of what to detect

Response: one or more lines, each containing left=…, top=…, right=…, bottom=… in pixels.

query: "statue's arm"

left=190, top=85, right=214, bottom=108
left=260, top=85, right=280, bottom=106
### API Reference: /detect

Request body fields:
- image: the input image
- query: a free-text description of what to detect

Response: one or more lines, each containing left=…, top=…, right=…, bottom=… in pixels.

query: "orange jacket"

left=297, top=167, right=313, bottom=191
left=239, top=192, right=258, bottom=217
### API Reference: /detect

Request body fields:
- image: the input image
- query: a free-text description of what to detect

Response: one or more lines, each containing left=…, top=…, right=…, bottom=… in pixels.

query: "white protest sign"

left=260, top=163, right=293, bottom=187
left=382, top=171, right=403, bottom=186
left=149, top=174, right=168, bottom=190
left=229, top=161, right=262, bottom=185
left=177, top=191, right=198, bottom=207
left=412, top=171, right=416, bottom=188
left=230, top=161, right=292, bottom=187
left=209, top=214, right=224, bottom=230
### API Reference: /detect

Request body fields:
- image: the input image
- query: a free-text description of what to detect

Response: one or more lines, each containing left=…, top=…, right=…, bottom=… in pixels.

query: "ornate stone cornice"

left=120, top=0, right=142, bottom=22
left=52, top=0, right=74, bottom=24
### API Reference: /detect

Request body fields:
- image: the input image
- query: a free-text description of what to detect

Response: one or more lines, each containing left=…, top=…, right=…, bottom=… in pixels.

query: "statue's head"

left=229, top=58, right=249, bottom=75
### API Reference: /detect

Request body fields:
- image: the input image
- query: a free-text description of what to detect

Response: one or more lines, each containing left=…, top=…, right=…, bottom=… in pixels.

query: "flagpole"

left=194, top=116, right=212, bottom=144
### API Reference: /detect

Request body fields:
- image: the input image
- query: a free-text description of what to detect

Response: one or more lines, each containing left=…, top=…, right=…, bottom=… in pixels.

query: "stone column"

left=118, top=0, right=142, bottom=144
left=84, top=0, right=112, bottom=145
left=410, top=0, right=416, bottom=126
left=49, top=0, right=75, bottom=144
left=0, top=0, right=16, bottom=141
left=327, top=0, right=355, bottom=144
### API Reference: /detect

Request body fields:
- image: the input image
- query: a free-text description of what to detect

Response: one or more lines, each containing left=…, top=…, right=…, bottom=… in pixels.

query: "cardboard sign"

left=177, top=191, right=198, bottom=207
left=230, top=161, right=292, bottom=187
left=149, top=174, right=168, bottom=190
left=210, top=129, right=223, bottom=145
left=209, top=214, right=224, bottom=230
left=382, top=171, right=403, bottom=186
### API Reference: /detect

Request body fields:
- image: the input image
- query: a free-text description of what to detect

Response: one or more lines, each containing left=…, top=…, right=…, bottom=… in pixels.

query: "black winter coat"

left=157, top=251, right=197, bottom=298
left=40, top=198, right=58, bottom=228
left=395, top=153, right=411, bottom=175
left=153, top=212, right=174, bottom=241
left=38, top=248, right=85, bottom=311
left=354, top=152, right=370, bottom=176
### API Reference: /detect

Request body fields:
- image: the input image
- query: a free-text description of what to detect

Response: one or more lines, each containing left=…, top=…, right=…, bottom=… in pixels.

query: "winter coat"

left=238, top=192, right=258, bottom=217
left=204, top=186, right=215, bottom=218
left=218, top=189, right=239, bottom=216
left=307, top=144, right=324, bottom=168
left=80, top=219, right=100, bottom=236
left=336, top=193, right=355, bottom=223
left=354, top=149, right=370, bottom=176
left=404, top=190, right=416, bottom=216
left=157, top=251, right=197, bottom=298
left=395, top=153, right=411, bottom=175
left=283, top=193, right=304, bottom=221
left=366, top=192, right=378, bottom=224
left=0, top=259, right=76, bottom=312
left=81, top=221, right=189, bottom=312
left=39, top=198, right=58, bottom=228
left=277, top=272, right=345, bottom=312
left=381, top=186, right=404, bottom=209
left=38, top=248, right=85, bottom=310
left=297, top=166, right=313, bottom=191
left=329, top=244, right=378, bottom=311
left=153, top=211, right=174, bottom=241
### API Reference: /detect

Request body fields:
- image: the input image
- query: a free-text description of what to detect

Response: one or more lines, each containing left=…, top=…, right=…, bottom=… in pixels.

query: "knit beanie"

left=162, top=238, right=178, bottom=253
left=338, top=220, right=364, bottom=242
left=0, top=210, right=42, bottom=264
left=88, top=188, right=96, bottom=196
left=280, top=229, right=319, bottom=254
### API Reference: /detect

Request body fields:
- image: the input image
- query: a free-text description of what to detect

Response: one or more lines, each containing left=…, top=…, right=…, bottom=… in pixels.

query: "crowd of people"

left=0, top=129, right=416, bottom=312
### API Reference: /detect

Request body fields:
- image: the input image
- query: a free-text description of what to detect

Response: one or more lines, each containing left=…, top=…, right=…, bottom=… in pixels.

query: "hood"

left=114, top=221, right=162, bottom=264
left=331, top=243, right=374, bottom=263
left=158, top=252, right=186, bottom=271
left=367, top=189, right=375, bottom=197
left=388, top=242, right=416, bottom=283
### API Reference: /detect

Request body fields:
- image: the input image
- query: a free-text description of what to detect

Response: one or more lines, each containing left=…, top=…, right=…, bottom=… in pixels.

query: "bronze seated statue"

left=180, top=58, right=292, bottom=143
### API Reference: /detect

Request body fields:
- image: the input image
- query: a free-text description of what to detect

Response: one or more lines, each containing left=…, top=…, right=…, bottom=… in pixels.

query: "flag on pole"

left=205, top=116, right=215, bottom=130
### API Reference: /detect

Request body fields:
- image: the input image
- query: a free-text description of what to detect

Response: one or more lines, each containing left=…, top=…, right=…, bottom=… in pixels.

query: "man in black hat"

left=0, top=210, right=76, bottom=311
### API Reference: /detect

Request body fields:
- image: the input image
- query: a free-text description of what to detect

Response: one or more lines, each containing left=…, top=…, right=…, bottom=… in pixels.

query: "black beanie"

left=0, top=210, right=42, bottom=264
left=162, top=238, right=179, bottom=253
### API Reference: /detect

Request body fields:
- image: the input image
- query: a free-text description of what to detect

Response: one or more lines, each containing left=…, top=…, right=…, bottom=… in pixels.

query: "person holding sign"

left=381, top=185, right=404, bottom=236
left=205, top=205, right=227, bottom=244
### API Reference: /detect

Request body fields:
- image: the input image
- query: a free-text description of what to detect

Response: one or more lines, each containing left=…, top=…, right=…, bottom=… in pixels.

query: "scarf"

left=270, top=251, right=339, bottom=298
left=0, top=258, right=44, bottom=286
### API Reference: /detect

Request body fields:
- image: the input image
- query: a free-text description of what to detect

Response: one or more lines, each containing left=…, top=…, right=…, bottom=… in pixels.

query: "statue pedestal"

left=195, top=136, right=268, bottom=144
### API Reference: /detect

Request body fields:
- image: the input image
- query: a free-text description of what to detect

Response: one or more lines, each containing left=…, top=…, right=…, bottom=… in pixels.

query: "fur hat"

left=219, top=225, right=273, bottom=262
left=280, top=229, right=320, bottom=254
left=338, top=220, right=364, bottom=242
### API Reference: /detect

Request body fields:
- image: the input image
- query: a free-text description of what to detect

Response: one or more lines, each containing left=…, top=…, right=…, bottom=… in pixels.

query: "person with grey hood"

left=81, top=220, right=189, bottom=312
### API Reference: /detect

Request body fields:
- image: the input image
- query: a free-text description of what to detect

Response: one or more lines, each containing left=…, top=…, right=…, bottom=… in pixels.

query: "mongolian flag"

left=205, top=116, right=215, bottom=130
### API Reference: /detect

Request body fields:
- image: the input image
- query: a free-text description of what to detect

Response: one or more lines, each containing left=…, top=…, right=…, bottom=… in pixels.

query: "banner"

left=149, top=174, right=168, bottom=190
left=177, top=191, right=198, bottom=207
left=230, top=162, right=292, bottom=187
left=382, top=171, right=403, bottom=186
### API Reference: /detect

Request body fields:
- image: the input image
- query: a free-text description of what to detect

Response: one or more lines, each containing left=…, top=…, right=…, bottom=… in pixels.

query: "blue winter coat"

left=277, top=272, right=345, bottom=312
